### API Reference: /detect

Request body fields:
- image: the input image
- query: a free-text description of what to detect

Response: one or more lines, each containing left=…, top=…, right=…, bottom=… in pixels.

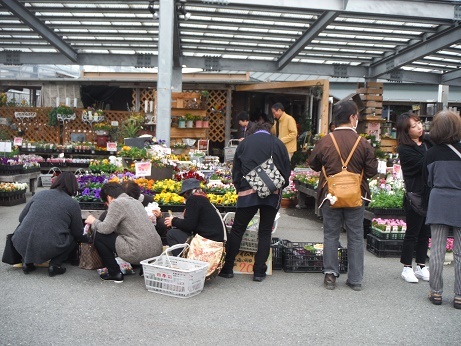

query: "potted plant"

left=93, top=122, right=112, bottom=135
left=185, top=113, right=195, bottom=128
left=178, top=116, right=186, bottom=129
left=208, top=173, right=221, bottom=185
left=170, top=142, right=188, bottom=154
left=48, top=105, right=74, bottom=127
left=121, top=113, right=144, bottom=138
left=195, top=115, right=203, bottom=128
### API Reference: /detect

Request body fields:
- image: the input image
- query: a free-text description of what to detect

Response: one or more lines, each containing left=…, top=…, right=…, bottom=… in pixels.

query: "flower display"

left=368, top=176, right=405, bottom=209
left=293, top=169, right=320, bottom=189
left=208, top=192, right=237, bottom=206
left=93, top=122, right=112, bottom=131
left=372, top=218, right=406, bottom=232
left=89, top=159, right=119, bottom=174
left=204, top=183, right=236, bottom=195
left=74, top=174, right=108, bottom=202
left=153, top=192, right=184, bottom=205
left=428, top=238, right=454, bottom=253
left=174, top=169, right=205, bottom=182
left=152, top=179, right=182, bottom=193
left=0, top=182, right=28, bottom=193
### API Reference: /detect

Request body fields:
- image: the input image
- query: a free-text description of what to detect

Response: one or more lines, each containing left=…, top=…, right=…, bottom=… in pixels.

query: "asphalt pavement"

left=0, top=188, right=460, bottom=345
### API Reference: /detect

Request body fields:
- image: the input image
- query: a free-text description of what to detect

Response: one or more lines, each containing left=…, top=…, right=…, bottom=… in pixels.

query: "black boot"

left=48, top=265, right=66, bottom=277
left=22, top=263, right=36, bottom=274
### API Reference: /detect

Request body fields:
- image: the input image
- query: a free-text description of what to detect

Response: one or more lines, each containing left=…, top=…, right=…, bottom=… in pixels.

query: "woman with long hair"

left=396, top=112, right=432, bottom=283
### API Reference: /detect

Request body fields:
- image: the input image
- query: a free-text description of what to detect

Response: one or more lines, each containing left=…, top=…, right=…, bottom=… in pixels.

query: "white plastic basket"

left=223, top=212, right=280, bottom=252
left=39, top=167, right=62, bottom=187
left=140, top=244, right=209, bottom=298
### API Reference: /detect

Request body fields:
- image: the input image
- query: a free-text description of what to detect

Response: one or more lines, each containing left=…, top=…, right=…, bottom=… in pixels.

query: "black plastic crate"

left=282, top=241, right=348, bottom=273
left=366, top=233, right=403, bottom=258
left=271, top=237, right=286, bottom=270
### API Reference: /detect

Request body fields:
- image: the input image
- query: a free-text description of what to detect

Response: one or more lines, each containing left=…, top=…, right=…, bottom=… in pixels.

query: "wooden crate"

left=380, top=138, right=398, bottom=153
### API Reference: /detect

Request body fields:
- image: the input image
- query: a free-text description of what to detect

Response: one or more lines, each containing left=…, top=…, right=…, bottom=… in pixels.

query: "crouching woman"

left=85, top=182, right=163, bottom=283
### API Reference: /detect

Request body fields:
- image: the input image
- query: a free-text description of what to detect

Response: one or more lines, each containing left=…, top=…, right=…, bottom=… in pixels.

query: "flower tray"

left=67, top=162, right=90, bottom=168
left=39, top=162, right=52, bottom=167
left=0, top=193, right=26, bottom=206
left=79, top=202, right=106, bottom=210
left=366, top=233, right=403, bottom=258
left=0, top=189, right=26, bottom=197
left=371, top=227, right=405, bottom=240
left=282, top=241, right=348, bottom=273
left=21, top=167, right=40, bottom=174
left=367, top=207, right=405, bottom=216
left=0, top=164, right=24, bottom=175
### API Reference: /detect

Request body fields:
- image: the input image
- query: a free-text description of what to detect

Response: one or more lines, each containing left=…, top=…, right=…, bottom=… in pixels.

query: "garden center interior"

left=1, top=1, right=461, bottom=201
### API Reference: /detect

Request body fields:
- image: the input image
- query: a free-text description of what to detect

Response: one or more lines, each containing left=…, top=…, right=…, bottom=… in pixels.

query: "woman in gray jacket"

left=12, top=172, right=84, bottom=277
left=85, top=182, right=162, bottom=283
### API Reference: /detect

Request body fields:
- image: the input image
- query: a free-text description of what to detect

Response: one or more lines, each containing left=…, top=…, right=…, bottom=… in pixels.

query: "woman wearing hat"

left=164, top=178, right=224, bottom=251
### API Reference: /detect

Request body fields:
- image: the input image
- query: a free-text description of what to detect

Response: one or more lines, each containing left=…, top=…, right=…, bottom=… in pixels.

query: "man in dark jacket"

left=309, top=100, right=377, bottom=291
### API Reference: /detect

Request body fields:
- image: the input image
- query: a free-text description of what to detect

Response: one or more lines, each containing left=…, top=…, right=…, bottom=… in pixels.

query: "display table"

left=0, top=172, right=40, bottom=195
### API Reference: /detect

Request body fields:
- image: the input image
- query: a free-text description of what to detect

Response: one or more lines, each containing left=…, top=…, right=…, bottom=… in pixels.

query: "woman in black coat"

left=396, top=112, right=431, bottom=283
left=219, top=118, right=291, bottom=282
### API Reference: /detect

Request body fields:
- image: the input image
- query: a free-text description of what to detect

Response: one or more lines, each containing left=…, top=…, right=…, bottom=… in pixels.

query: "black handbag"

left=244, top=136, right=285, bottom=198
left=2, top=233, right=22, bottom=265
left=405, top=191, right=426, bottom=216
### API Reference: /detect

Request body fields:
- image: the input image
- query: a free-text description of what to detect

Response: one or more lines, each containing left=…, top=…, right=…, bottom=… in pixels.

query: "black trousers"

left=222, top=205, right=278, bottom=276
left=166, top=228, right=191, bottom=256
left=50, top=241, right=77, bottom=266
left=400, top=199, right=430, bottom=265
left=94, top=233, right=120, bottom=274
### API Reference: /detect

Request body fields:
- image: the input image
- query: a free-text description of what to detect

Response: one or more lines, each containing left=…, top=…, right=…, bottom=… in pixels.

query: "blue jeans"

left=321, top=202, right=365, bottom=284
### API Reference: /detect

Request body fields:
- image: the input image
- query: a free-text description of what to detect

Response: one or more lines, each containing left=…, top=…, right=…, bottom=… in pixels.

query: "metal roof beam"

left=442, top=69, right=461, bottom=83
left=0, top=0, right=78, bottom=63
left=186, top=0, right=457, bottom=20
left=277, top=11, right=339, bottom=70
left=369, top=25, right=461, bottom=78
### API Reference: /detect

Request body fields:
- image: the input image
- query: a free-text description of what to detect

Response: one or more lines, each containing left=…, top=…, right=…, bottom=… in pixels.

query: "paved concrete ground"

left=1, top=188, right=460, bottom=345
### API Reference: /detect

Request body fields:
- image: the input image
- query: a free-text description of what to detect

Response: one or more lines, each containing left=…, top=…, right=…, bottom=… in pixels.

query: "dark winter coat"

left=172, top=194, right=224, bottom=242
left=232, top=131, right=291, bottom=209
left=423, top=142, right=461, bottom=227
left=12, top=189, right=84, bottom=264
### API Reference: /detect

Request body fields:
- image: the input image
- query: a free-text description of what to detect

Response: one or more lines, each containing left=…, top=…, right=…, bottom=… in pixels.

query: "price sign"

left=13, top=137, right=23, bottom=146
left=0, top=141, right=12, bottom=152
left=135, top=162, right=152, bottom=177
left=232, top=250, right=272, bottom=275
left=106, top=142, right=117, bottom=152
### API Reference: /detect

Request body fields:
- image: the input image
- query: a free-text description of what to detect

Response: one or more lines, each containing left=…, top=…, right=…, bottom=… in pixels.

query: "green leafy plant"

left=121, top=114, right=144, bottom=138
left=48, top=105, right=74, bottom=127
left=185, top=113, right=195, bottom=121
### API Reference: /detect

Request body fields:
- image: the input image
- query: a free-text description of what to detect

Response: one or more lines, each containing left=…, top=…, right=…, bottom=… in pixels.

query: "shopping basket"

left=222, top=212, right=280, bottom=252
left=140, top=244, right=209, bottom=298
left=224, top=139, right=240, bottom=162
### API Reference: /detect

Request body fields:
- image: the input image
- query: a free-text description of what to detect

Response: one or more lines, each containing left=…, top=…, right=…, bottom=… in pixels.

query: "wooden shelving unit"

left=156, top=91, right=208, bottom=141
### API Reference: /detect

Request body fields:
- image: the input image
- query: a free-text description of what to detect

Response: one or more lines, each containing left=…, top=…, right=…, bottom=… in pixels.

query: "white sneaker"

left=401, top=267, right=419, bottom=283
left=415, top=265, right=430, bottom=281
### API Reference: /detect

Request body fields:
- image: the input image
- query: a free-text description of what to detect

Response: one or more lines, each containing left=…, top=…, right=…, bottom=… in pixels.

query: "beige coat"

left=271, top=112, right=298, bottom=154
left=91, top=193, right=162, bottom=263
